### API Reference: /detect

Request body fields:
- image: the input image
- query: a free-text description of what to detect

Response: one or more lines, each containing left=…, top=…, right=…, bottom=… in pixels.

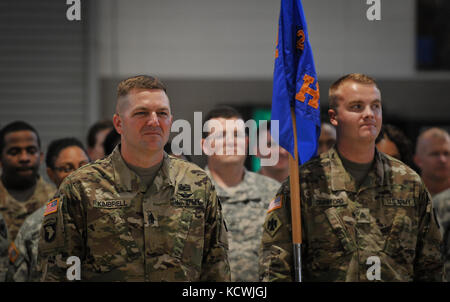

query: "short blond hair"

left=328, top=73, right=378, bottom=111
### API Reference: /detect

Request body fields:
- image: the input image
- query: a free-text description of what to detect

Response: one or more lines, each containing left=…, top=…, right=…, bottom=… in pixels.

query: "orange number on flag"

left=296, top=30, right=305, bottom=51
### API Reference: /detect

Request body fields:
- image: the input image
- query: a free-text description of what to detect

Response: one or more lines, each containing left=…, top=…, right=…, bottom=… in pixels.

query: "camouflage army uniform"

left=39, top=146, right=230, bottom=281
left=205, top=167, right=280, bottom=282
left=260, top=147, right=443, bottom=282
left=0, top=177, right=55, bottom=240
left=0, top=213, right=8, bottom=281
left=7, top=205, right=45, bottom=282
left=433, top=188, right=450, bottom=281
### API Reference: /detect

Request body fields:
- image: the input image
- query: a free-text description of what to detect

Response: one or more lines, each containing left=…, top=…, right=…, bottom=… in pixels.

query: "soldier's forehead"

left=4, top=131, right=39, bottom=145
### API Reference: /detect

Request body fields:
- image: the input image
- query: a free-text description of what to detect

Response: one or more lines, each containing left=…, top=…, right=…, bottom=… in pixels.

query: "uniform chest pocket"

left=87, top=208, right=141, bottom=271
left=324, top=206, right=357, bottom=254
left=148, top=206, right=195, bottom=260
left=383, top=209, right=416, bottom=264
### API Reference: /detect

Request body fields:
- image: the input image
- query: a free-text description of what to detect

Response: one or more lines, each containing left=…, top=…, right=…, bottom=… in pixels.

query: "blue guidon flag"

left=271, top=0, right=321, bottom=164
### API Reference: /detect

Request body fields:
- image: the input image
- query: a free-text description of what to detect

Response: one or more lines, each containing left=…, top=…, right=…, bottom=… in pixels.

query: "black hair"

left=86, top=119, right=113, bottom=149
left=45, top=137, right=88, bottom=169
left=0, top=121, right=41, bottom=155
left=103, top=128, right=121, bottom=156
left=376, top=124, right=416, bottom=170
left=202, top=106, right=244, bottom=139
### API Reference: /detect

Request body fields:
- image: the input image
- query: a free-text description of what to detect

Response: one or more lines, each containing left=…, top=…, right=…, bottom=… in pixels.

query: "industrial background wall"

left=0, top=0, right=96, bottom=149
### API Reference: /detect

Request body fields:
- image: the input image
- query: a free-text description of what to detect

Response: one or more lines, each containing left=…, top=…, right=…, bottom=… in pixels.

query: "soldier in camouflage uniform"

left=8, top=138, right=89, bottom=282
left=433, top=188, right=450, bottom=281
left=0, top=213, right=8, bottom=281
left=38, top=75, right=230, bottom=281
left=0, top=121, right=55, bottom=241
left=413, top=128, right=450, bottom=281
left=413, top=127, right=450, bottom=198
left=202, top=107, right=280, bottom=282
left=260, top=73, right=443, bottom=282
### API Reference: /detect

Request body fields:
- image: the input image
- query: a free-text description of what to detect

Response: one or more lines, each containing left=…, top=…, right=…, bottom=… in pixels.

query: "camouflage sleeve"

left=413, top=186, right=444, bottom=281
left=259, top=181, right=295, bottom=282
left=38, top=179, right=85, bottom=282
left=199, top=179, right=231, bottom=282
left=7, top=227, right=30, bottom=281
left=434, top=193, right=450, bottom=282
left=0, top=214, right=8, bottom=282
left=6, top=206, right=44, bottom=282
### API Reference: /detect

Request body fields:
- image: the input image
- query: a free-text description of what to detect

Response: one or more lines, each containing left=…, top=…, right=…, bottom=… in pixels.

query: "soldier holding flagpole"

left=259, top=0, right=443, bottom=282
left=259, top=0, right=321, bottom=282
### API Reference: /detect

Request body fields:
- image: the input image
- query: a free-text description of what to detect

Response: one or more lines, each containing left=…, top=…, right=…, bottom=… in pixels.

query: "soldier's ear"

left=328, top=109, right=338, bottom=127
left=113, top=114, right=122, bottom=135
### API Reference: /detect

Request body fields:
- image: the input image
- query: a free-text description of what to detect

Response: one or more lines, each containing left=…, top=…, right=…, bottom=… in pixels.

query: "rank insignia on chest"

left=44, top=198, right=60, bottom=216
left=355, top=208, right=371, bottom=224
left=145, top=210, right=158, bottom=227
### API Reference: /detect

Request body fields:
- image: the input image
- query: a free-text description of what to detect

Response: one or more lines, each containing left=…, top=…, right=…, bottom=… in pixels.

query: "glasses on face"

left=53, top=163, right=87, bottom=173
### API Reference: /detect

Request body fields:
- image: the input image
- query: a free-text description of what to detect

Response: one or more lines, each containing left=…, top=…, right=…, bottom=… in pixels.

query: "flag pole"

left=289, top=107, right=302, bottom=282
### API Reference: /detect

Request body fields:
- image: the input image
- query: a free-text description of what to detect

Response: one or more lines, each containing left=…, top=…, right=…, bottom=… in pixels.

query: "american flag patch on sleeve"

left=267, top=195, right=282, bottom=213
left=44, top=198, right=60, bottom=216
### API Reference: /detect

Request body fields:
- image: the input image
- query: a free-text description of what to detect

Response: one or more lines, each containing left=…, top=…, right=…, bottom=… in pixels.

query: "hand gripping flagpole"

left=289, top=108, right=302, bottom=282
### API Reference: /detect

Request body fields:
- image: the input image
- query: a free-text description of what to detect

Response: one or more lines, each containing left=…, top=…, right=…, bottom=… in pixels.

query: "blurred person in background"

left=414, top=127, right=450, bottom=197
left=317, top=122, right=336, bottom=155
left=414, top=127, right=450, bottom=281
left=164, top=140, right=192, bottom=162
left=376, top=124, right=416, bottom=171
left=103, top=128, right=121, bottom=157
left=256, top=120, right=289, bottom=183
left=0, top=121, right=55, bottom=242
left=7, top=137, right=89, bottom=282
left=202, top=106, right=280, bottom=282
left=86, top=119, right=113, bottom=161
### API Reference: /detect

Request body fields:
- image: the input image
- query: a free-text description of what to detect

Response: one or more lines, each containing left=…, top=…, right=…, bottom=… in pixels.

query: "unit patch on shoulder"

left=44, top=198, right=60, bottom=216
left=43, top=222, right=57, bottom=242
left=8, top=242, right=19, bottom=263
left=267, top=195, right=282, bottom=213
left=264, top=212, right=282, bottom=237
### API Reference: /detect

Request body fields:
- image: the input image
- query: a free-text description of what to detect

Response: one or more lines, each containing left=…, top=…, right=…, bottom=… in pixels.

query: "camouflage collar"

left=204, top=165, right=250, bottom=201
left=0, top=176, right=54, bottom=204
left=329, top=147, right=384, bottom=192
left=110, top=145, right=174, bottom=193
